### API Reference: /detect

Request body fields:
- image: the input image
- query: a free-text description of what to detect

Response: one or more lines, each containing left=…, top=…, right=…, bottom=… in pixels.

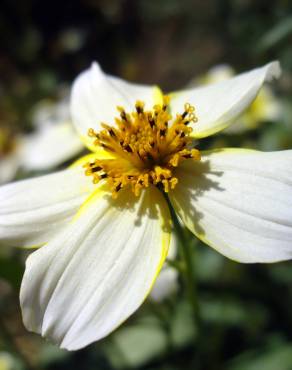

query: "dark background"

left=1, top=1, right=292, bottom=369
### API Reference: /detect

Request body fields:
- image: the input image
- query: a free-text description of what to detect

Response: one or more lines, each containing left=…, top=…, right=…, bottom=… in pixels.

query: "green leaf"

left=228, top=338, right=292, bottom=370
left=257, top=16, right=292, bottom=52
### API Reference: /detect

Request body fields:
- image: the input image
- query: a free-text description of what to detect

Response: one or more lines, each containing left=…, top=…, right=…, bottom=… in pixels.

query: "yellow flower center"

left=84, top=96, right=201, bottom=198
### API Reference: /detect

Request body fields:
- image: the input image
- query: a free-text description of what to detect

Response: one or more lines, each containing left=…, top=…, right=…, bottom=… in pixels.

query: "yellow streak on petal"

left=70, top=150, right=115, bottom=169
left=168, top=91, right=180, bottom=100
left=153, top=86, right=164, bottom=105
left=201, top=147, right=258, bottom=156
left=72, top=184, right=109, bottom=221
left=71, top=185, right=170, bottom=336
left=79, top=134, right=98, bottom=153
left=172, top=147, right=261, bottom=263
left=16, top=242, right=45, bottom=250
left=190, top=124, right=230, bottom=139
left=144, top=186, right=171, bottom=297
left=70, top=154, right=99, bottom=168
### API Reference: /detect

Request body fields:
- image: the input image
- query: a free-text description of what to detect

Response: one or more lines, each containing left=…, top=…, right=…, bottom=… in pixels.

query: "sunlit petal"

left=20, top=186, right=170, bottom=350
left=0, top=164, right=94, bottom=248
left=71, top=62, right=161, bottom=151
left=21, top=122, right=84, bottom=170
left=170, top=149, right=292, bottom=262
left=170, top=62, right=281, bottom=138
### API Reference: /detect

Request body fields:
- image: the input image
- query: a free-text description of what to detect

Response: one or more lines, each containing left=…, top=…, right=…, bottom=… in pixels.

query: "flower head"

left=1, top=61, right=291, bottom=351
left=83, top=96, right=200, bottom=197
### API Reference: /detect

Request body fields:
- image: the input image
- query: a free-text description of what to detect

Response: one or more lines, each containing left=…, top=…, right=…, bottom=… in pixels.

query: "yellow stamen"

left=84, top=95, right=200, bottom=198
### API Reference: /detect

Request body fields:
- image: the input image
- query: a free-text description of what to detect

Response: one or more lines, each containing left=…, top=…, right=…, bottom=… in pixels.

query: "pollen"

left=84, top=95, right=200, bottom=198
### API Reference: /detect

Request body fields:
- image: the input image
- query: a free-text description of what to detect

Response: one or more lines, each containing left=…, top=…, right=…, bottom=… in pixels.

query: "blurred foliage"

left=1, top=0, right=292, bottom=369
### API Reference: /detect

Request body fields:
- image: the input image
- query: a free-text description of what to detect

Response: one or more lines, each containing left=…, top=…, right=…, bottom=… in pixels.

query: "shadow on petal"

left=170, top=158, right=225, bottom=236
left=93, top=184, right=172, bottom=233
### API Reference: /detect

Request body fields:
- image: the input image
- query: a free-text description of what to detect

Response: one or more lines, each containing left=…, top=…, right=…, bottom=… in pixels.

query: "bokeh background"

left=1, top=0, right=292, bottom=369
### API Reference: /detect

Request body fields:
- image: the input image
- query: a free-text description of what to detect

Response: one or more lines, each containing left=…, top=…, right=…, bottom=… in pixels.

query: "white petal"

left=169, top=149, right=292, bottom=263
left=223, top=86, right=281, bottom=134
left=20, top=122, right=84, bottom=170
left=0, top=165, right=94, bottom=247
left=0, top=153, right=19, bottom=184
left=70, top=62, right=160, bottom=150
left=150, top=232, right=178, bottom=302
left=203, top=64, right=235, bottom=83
left=32, top=92, right=71, bottom=131
left=170, top=62, right=281, bottom=138
left=20, top=186, right=170, bottom=350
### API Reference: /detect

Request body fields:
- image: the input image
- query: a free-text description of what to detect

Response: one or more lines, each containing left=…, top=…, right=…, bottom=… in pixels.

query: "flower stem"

left=162, top=192, right=201, bottom=336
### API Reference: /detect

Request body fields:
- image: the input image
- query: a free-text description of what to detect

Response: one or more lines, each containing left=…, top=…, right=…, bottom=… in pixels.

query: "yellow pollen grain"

left=83, top=95, right=200, bottom=198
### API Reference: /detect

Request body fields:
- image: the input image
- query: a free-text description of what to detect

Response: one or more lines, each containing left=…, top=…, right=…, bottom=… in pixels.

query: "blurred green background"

left=1, top=0, right=292, bottom=369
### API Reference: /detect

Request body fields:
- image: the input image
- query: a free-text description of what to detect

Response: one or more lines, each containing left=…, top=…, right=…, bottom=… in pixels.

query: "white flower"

left=21, top=92, right=84, bottom=171
left=0, top=152, right=19, bottom=185
left=195, top=64, right=281, bottom=134
left=0, top=92, right=84, bottom=185
left=0, top=61, right=291, bottom=351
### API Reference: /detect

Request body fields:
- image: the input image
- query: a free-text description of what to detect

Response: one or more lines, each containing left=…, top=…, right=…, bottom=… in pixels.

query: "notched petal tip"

left=265, top=60, right=281, bottom=81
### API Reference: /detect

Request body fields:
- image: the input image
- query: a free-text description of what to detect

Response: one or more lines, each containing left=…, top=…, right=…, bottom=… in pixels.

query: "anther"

left=159, top=129, right=166, bottom=137
left=124, top=144, right=133, bottom=153
left=147, top=153, right=154, bottom=162
left=92, top=166, right=102, bottom=172
left=115, top=183, right=122, bottom=192
left=108, top=128, right=116, bottom=137
left=135, top=101, right=145, bottom=114
left=149, top=118, right=155, bottom=128
left=101, top=144, right=114, bottom=152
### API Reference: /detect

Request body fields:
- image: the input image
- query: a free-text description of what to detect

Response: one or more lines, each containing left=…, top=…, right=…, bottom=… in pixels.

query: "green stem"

left=162, top=192, right=201, bottom=335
